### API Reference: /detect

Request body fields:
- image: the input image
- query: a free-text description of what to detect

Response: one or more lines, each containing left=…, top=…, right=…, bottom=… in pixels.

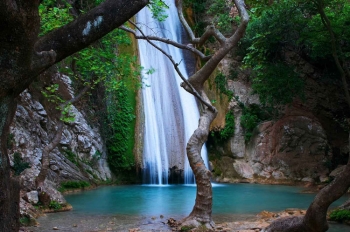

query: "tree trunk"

left=265, top=156, right=350, bottom=232
left=0, top=96, right=20, bottom=232
left=181, top=108, right=217, bottom=229
left=35, top=121, right=64, bottom=189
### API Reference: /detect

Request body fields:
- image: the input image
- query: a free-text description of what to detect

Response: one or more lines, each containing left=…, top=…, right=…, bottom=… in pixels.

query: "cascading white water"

left=137, top=0, right=208, bottom=185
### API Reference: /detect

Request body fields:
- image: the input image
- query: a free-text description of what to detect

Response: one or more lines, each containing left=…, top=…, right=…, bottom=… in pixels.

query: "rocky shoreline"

left=22, top=208, right=349, bottom=232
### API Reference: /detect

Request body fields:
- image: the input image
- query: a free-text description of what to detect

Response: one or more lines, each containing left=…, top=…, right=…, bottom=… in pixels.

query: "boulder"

left=246, top=114, right=331, bottom=182
left=26, top=191, right=39, bottom=204
left=233, top=160, right=254, bottom=179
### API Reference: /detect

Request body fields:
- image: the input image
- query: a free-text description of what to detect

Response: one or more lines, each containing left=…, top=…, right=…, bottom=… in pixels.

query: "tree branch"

left=35, top=84, right=90, bottom=188
left=129, top=20, right=216, bottom=112
left=33, top=0, right=149, bottom=74
left=120, top=25, right=211, bottom=61
left=184, top=0, right=249, bottom=88
left=175, top=0, right=226, bottom=46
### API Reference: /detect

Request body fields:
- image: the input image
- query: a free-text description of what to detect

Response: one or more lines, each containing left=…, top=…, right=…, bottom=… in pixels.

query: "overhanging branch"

left=120, top=25, right=211, bottom=61
left=129, top=20, right=216, bottom=112
left=33, top=0, right=149, bottom=75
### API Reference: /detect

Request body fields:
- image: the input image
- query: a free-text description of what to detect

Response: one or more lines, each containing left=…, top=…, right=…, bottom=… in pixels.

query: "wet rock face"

left=246, top=115, right=330, bottom=181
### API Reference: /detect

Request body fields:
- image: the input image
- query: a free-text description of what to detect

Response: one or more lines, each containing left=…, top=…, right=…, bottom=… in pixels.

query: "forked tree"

left=124, top=0, right=249, bottom=228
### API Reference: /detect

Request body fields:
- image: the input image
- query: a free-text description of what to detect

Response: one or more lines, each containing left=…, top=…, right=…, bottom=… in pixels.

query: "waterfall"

left=137, top=0, right=208, bottom=185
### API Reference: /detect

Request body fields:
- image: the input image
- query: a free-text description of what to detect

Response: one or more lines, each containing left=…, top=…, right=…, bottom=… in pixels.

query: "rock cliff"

left=209, top=54, right=348, bottom=185
left=8, top=72, right=112, bottom=223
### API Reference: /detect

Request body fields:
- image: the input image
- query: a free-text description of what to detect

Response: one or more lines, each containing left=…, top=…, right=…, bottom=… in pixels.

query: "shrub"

left=59, top=180, right=90, bottom=192
left=240, top=104, right=271, bottom=142
left=49, top=201, right=62, bottom=210
left=63, top=149, right=78, bottom=166
left=209, top=111, right=235, bottom=143
left=12, top=152, right=30, bottom=176
left=329, top=209, right=350, bottom=222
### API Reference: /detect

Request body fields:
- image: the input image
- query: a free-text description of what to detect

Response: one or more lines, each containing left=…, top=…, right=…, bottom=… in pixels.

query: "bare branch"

left=129, top=21, right=216, bottom=112
left=185, top=0, right=249, bottom=88
left=175, top=0, right=226, bottom=46
left=175, top=0, right=196, bottom=41
left=120, top=25, right=211, bottom=61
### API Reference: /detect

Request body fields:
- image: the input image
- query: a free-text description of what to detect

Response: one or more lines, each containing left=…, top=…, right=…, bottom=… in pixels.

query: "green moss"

left=181, top=225, right=195, bottom=231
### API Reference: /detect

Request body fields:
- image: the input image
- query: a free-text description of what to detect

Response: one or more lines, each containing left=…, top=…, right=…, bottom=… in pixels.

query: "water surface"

left=29, top=184, right=349, bottom=231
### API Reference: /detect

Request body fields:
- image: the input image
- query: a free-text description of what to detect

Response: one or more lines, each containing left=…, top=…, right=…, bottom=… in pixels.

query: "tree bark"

left=174, top=0, right=249, bottom=228
left=181, top=107, right=217, bottom=228
left=0, top=96, right=20, bottom=232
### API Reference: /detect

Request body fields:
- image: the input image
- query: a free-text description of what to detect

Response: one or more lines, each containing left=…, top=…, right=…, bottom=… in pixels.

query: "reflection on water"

left=30, top=184, right=349, bottom=231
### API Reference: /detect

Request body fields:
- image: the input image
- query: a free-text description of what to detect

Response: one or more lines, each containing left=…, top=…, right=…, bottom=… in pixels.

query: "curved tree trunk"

left=0, top=96, right=20, bottom=232
left=181, top=107, right=217, bottom=228
left=174, top=0, right=249, bottom=229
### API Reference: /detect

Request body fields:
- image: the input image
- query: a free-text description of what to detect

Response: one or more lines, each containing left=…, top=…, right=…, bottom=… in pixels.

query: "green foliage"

left=59, top=180, right=90, bottom=192
left=19, top=217, right=31, bottom=226
left=39, top=0, right=73, bottom=36
left=106, top=82, right=136, bottom=171
left=240, top=104, right=271, bottom=142
left=208, top=111, right=235, bottom=147
left=219, top=111, right=235, bottom=140
left=40, top=0, right=140, bottom=176
left=329, top=209, right=350, bottom=222
left=241, top=0, right=308, bottom=106
left=41, top=84, right=76, bottom=123
left=148, top=0, right=169, bottom=22
left=49, top=201, right=62, bottom=210
left=7, top=133, right=14, bottom=148
left=85, top=169, right=98, bottom=179
left=181, top=225, right=195, bottom=231
left=63, top=149, right=78, bottom=165
left=183, top=0, right=206, bottom=36
left=12, top=152, right=30, bottom=176
left=214, top=73, right=233, bottom=100
left=301, top=0, right=350, bottom=62
left=241, top=0, right=350, bottom=107
left=213, top=167, right=222, bottom=177
left=208, top=0, right=234, bottom=33
left=251, top=62, right=304, bottom=106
